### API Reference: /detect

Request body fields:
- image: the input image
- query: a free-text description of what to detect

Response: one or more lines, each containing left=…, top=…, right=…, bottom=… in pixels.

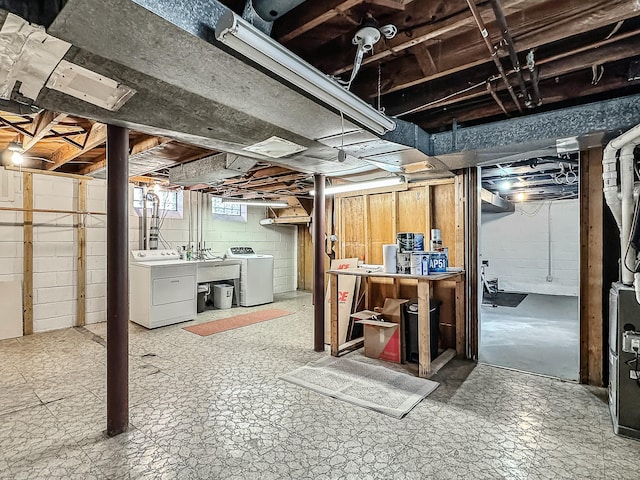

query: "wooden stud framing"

left=330, top=273, right=339, bottom=356
left=425, top=185, right=432, bottom=245
left=77, top=179, right=87, bottom=327
left=579, top=148, right=604, bottom=386
left=454, top=175, right=466, bottom=354
left=417, top=279, right=431, bottom=377
left=363, top=195, right=371, bottom=263
left=22, top=173, right=33, bottom=335
left=5, top=166, right=93, bottom=180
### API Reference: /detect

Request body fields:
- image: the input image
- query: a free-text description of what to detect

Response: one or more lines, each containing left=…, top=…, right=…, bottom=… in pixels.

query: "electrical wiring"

left=397, top=79, right=488, bottom=117
left=518, top=201, right=547, bottom=217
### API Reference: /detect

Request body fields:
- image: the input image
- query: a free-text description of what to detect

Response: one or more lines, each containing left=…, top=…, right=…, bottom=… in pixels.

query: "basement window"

left=212, top=197, right=247, bottom=223
left=132, top=187, right=183, bottom=219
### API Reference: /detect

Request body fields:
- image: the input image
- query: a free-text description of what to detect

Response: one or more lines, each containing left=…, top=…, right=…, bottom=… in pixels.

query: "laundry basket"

left=213, top=284, right=234, bottom=309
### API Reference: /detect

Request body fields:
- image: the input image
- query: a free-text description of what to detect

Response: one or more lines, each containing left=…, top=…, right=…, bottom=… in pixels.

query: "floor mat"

left=280, top=356, right=439, bottom=418
left=183, top=309, right=293, bottom=336
left=483, top=292, right=528, bottom=308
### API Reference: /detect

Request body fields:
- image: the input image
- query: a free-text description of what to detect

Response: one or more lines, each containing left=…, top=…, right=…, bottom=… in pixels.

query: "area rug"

left=183, top=309, right=293, bottom=336
left=280, top=356, right=439, bottom=418
left=483, top=292, right=528, bottom=308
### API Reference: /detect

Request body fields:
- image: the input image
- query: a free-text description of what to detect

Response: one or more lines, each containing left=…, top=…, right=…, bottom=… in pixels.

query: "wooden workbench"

left=327, top=268, right=465, bottom=378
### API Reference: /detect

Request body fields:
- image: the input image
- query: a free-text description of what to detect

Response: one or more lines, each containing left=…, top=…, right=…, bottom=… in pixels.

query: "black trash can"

left=403, top=298, right=440, bottom=363
left=197, top=284, right=209, bottom=313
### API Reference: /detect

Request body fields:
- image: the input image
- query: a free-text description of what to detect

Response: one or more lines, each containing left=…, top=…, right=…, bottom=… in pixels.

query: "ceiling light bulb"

left=499, top=180, right=511, bottom=191
left=11, top=151, right=24, bottom=165
left=516, top=192, right=525, bottom=202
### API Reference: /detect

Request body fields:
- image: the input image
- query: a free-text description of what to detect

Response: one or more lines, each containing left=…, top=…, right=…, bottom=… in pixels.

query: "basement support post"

left=106, top=125, right=129, bottom=436
left=313, top=174, right=326, bottom=352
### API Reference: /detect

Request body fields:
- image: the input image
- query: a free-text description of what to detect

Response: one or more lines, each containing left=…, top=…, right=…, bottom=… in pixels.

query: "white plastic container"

left=213, top=284, right=234, bottom=309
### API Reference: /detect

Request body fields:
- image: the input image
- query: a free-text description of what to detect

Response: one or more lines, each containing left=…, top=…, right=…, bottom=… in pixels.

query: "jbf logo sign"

left=428, top=253, right=447, bottom=273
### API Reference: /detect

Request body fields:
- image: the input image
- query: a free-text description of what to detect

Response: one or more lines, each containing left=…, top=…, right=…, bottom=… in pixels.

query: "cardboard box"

left=352, top=299, right=408, bottom=364
left=357, top=319, right=401, bottom=363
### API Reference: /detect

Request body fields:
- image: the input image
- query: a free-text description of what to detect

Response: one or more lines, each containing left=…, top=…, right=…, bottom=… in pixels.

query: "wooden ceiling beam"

left=79, top=158, right=106, bottom=175
left=130, top=135, right=172, bottom=155
left=275, top=0, right=365, bottom=44
left=21, top=111, right=69, bottom=152
left=367, top=0, right=414, bottom=10
left=318, top=0, right=625, bottom=85
left=46, top=122, right=107, bottom=171
left=415, top=62, right=636, bottom=129
left=76, top=136, right=199, bottom=175
left=355, top=0, right=639, bottom=99
left=389, top=33, right=640, bottom=118
left=318, top=0, right=536, bottom=76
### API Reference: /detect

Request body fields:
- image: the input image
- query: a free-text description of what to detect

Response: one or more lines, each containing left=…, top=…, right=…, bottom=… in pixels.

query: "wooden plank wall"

left=297, top=199, right=333, bottom=291
left=334, top=177, right=464, bottom=350
left=579, top=147, right=604, bottom=386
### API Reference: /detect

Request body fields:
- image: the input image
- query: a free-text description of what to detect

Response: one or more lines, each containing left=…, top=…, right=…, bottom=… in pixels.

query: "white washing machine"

left=130, top=249, right=197, bottom=328
left=226, top=247, right=274, bottom=306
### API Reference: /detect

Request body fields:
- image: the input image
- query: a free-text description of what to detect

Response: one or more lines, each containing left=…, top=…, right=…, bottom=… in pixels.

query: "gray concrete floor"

left=0, top=291, right=637, bottom=479
left=479, top=293, right=580, bottom=381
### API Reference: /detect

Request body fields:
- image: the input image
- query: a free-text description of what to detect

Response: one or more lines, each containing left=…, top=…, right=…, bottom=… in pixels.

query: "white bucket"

left=213, top=284, right=234, bottom=309
left=410, top=252, right=423, bottom=275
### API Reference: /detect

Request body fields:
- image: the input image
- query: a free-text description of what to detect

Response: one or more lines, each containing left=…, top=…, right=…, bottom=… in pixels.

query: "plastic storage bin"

left=213, top=284, right=234, bottom=309
left=403, top=298, right=441, bottom=362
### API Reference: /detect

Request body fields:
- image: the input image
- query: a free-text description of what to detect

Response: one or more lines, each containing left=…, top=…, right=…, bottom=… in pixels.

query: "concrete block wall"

left=0, top=169, right=108, bottom=333
left=481, top=199, right=579, bottom=296
left=130, top=188, right=297, bottom=293
left=0, top=169, right=23, bottom=284
left=0, top=171, right=296, bottom=334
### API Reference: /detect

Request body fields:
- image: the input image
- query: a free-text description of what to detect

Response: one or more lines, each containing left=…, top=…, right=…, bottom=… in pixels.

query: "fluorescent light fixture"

left=221, top=198, right=289, bottom=208
left=215, top=12, right=396, bottom=136
left=311, top=176, right=404, bottom=196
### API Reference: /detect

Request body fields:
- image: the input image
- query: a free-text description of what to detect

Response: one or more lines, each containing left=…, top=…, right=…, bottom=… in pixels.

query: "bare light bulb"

left=499, top=180, right=511, bottom=191
left=11, top=151, right=23, bottom=165
left=516, top=192, right=525, bottom=202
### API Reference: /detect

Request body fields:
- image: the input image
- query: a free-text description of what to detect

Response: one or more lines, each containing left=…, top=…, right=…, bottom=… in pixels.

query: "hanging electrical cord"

left=518, top=201, right=547, bottom=217
left=397, top=80, right=488, bottom=117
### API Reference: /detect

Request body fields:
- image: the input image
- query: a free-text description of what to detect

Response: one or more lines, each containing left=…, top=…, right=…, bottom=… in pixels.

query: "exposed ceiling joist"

left=389, top=33, right=640, bottom=118
left=22, top=111, right=68, bottom=151
left=275, top=0, right=364, bottom=43
left=46, top=122, right=107, bottom=170
left=354, top=0, right=637, bottom=98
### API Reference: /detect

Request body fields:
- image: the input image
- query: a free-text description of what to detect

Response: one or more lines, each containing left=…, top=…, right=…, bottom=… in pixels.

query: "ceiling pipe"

left=526, top=50, right=542, bottom=107
left=489, top=0, right=539, bottom=108
left=465, top=0, right=523, bottom=113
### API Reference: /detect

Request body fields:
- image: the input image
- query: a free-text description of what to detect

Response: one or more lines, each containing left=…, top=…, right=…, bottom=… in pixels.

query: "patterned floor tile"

left=1, top=291, right=639, bottom=480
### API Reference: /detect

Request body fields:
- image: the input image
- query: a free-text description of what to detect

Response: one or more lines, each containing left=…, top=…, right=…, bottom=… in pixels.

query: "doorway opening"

left=478, top=153, right=580, bottom=381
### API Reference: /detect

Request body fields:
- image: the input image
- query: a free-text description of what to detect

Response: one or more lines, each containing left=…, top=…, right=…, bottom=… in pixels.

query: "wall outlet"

left=546, top=275, right=553, bottom=282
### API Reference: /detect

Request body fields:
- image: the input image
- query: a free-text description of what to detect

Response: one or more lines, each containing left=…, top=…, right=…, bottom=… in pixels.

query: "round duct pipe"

left=251, top=0, right=306, bottom=21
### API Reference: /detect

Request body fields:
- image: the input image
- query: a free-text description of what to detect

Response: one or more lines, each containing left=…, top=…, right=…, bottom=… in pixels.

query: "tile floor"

left=0, top=291, right=638, bottom=479
left=480, top=293, right=580, bottom=381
